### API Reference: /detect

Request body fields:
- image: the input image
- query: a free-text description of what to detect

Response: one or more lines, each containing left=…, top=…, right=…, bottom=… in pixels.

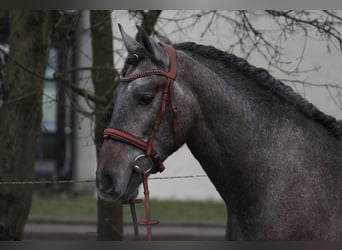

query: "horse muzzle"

left=96, top=169, right=136, bottom=201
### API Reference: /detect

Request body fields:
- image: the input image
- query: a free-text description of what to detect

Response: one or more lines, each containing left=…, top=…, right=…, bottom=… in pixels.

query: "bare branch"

left=54, top=74, right=107, bottom=104
left=266, top=10, right=342, bottom=50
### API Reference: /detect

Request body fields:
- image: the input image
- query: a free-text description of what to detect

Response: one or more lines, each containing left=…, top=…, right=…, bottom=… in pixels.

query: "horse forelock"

left=173, top=42, right=342, bottom=137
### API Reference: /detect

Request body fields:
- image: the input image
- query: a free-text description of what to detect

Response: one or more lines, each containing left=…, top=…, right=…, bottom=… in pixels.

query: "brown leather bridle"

left=103, top=44, right=178, bottom=173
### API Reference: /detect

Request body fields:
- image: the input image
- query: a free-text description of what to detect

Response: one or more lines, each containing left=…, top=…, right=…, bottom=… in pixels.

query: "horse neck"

left=177, top=50, right=337, bottom=206
left=177, top=52, right=263, bottom=202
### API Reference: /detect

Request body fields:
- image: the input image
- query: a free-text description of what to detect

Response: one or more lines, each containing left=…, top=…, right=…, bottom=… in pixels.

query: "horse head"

left=96, top=25, right=194, bottom=202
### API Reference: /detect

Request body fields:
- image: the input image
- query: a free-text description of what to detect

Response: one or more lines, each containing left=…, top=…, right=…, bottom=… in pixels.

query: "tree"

left=0, top=11, right=52, bottom=240
left=90, top=10, right=123, bottom=241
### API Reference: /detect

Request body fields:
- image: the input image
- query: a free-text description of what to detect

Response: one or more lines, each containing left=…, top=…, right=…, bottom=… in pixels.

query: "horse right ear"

left=136, top=25, right=168, bottom=65
left=118, top=23, right=142, bottom=54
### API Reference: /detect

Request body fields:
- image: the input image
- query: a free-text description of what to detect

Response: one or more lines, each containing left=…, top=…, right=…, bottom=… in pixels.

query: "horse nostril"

left=97, top=170, right=115, bottom=192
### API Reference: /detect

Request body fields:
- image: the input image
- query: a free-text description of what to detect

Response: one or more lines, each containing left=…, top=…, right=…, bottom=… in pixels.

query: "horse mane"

left=174, top=42, right=342, bottom=136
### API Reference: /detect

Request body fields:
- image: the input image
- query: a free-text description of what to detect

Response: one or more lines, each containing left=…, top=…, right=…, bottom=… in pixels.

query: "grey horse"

left=96, top=25, right=342, bottom=240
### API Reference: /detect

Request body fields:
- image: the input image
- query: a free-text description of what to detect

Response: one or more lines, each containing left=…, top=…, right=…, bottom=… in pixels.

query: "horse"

left=96, top=25, right=342, bottom=240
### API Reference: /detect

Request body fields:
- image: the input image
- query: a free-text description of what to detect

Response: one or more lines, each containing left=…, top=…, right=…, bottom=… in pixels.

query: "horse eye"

left=138, top=94, right=154, bottom=105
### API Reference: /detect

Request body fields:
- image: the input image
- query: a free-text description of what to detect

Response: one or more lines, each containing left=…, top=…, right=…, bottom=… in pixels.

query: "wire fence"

left=0, top=174, right=208, bottom=185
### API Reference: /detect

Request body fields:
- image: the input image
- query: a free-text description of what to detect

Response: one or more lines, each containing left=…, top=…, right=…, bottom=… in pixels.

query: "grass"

left=28, top=193, right=226, bottom=225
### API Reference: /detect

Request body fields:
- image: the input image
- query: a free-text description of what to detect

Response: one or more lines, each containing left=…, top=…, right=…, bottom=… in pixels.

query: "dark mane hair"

left=174, top=42, right=342, bottom=136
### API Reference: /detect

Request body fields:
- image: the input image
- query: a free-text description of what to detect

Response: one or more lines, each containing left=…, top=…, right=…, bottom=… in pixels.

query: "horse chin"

left=120, top=189, right=139, bottom=203
left=98, top=186, right=139, bottom=203
left=98, top=190, right=121, bottom=202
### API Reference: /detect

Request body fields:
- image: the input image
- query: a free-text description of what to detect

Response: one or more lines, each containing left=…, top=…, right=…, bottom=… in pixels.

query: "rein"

left=103, top=44, right=178, bottom=240
left=124, top=171, right=158, bottom=241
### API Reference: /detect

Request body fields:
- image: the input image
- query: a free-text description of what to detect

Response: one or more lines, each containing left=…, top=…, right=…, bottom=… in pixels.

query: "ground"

left=24, top=221, right=225, bottom=240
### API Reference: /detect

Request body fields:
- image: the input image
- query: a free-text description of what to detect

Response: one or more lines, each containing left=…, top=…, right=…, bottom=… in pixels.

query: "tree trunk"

left=140, top=10, right=162, bottom=34
left=90, top=10, right=123, bottom=241
left=0, top=10, right=52, bottom=240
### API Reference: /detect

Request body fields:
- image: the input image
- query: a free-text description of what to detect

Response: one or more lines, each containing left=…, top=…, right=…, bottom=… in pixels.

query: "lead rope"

left=127, top=171, right=159, bottom=241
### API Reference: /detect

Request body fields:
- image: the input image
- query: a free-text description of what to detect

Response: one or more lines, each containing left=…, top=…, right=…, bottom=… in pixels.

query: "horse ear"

left=118, top=23, right=142, bottom=54
left=136, top=25, right=167, bottom=63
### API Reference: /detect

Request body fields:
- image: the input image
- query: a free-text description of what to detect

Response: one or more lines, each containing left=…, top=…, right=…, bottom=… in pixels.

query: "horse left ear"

left=136, top=25, right=167, bottom=64
left=118, top=23, right=142, bottom=55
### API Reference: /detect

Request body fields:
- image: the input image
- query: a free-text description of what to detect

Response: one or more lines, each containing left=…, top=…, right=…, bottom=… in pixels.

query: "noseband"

left=103, top=44, right=178, bottom=173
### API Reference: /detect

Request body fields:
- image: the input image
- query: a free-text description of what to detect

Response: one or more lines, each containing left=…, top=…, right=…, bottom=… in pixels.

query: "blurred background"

left=0, top=10, right=341, bottom=240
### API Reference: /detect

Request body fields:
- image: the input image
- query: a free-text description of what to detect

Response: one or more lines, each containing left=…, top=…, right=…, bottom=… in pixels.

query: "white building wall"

left=74, top=10, right=342, bottom=201
left=73, top=10, right=97, bottom=193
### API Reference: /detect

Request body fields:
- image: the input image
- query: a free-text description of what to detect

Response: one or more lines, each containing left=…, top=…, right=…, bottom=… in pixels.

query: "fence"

left=0, top=174, right=208, bottom=185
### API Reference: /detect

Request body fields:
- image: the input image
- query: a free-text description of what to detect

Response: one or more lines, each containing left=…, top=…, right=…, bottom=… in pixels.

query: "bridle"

left=103, top=44, right=178, bottom=174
